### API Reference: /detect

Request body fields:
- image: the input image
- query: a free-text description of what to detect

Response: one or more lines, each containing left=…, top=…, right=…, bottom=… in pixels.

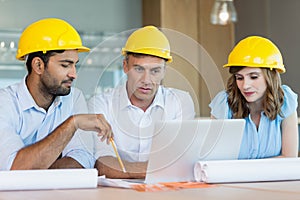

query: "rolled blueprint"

left=0, top=169, right=98, bottom=190
left=194, top=158, right=300, bottom=183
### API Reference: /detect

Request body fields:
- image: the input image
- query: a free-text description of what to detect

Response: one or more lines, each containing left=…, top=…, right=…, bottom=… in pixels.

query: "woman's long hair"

left=226, top=67, right=284, bottom=120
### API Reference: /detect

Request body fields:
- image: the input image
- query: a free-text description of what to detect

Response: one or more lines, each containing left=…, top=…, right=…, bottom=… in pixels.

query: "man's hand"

left=72, top=114, right=113, bottom=144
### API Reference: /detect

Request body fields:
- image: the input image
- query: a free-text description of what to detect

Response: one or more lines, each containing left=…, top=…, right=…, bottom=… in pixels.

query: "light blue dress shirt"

left=209, top=85, right=298, bottom=159
left=0, top=77, right=95, bottom=170
left=88, top=84, right=195, bottom=162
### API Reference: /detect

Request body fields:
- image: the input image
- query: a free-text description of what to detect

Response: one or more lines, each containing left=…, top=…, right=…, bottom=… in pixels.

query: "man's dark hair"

left=25, top=50, right=65, bottom=73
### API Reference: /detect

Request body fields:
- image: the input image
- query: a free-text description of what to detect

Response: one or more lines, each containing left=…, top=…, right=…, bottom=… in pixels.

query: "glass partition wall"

left=0, top=30, right=128, bottom=100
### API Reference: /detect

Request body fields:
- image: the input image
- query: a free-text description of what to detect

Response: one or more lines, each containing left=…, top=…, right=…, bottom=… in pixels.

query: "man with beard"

left=0, top=18, right=112, bottom=170
left=88, top=26, right=195, bottom=178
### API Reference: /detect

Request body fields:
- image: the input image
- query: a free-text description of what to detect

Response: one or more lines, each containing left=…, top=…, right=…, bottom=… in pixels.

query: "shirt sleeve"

left=169, top=88, right=195, bottom=120
left=209, top=90, right=232, bottom=119
left=280, top=85, right=298, bottom=119
left=63, top=88, right=96, bottom=168
left=178, top=91, right=195, bottom=120
left=0, top=90, right=24, bottom=170
left=183, top=92, right=196, bottom=120
left=88, top=93, right=115, bottom=159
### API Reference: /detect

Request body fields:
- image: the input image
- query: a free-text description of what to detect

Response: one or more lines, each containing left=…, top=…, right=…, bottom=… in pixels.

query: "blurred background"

left=0, top=0, right=299, bottom=119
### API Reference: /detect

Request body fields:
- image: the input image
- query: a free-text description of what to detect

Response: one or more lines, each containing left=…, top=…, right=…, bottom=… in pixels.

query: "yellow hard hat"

left=16, top=18, right=90, bottom=60
left=122, top=25, right=172, bottom=62
left=223, top=36, right=285, bottom=73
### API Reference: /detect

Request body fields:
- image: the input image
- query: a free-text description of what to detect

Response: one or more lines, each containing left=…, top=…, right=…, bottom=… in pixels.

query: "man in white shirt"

left=0, top=18, right=112, bottom=170
left=89, top=26, right=195, bottom=178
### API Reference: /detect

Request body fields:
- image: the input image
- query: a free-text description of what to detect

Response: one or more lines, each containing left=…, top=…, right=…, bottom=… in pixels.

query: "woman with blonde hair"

left=210, top=36, right=298, bottom=159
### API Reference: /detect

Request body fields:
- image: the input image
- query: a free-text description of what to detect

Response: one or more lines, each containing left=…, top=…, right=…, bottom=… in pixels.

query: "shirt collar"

left=119, top=83, right=132, bottom=110
left=119, top=83, right=164, bottom=110
left=152, top=86, right=164, bottom=108
left=17, top=76, right=62, bottom=112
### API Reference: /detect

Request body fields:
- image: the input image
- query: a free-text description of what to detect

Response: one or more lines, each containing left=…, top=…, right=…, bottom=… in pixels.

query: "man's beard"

left=54, top=86, right=71, bottom=96
left=41, top=79, right=72, bottom=96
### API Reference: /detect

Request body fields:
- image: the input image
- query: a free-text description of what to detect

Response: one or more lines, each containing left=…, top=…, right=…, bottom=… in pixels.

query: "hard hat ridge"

left=16, top=18, right=90, bottom=61
left=224, top=36, right=285, bottom=73
left=122, top=25, right=172, bottom=62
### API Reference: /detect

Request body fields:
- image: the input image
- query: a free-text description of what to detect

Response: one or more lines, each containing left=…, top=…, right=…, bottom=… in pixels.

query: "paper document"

left=194, top=157, right=300, bottom=183
left=97, top=176, right=214, bottom=192
left=98, top=176, right=141, bottom=188
left=0, top=169, right=98, bottom=190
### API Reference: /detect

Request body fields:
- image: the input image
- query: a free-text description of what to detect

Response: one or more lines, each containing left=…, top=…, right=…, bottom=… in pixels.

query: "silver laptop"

left=144, top=119, right=245, bottom=184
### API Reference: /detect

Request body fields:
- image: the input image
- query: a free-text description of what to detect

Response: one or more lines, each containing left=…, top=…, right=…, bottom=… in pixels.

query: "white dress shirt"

left=88, top=83, right=195, bottom=162
left=0, top=77, right=95, bottom=170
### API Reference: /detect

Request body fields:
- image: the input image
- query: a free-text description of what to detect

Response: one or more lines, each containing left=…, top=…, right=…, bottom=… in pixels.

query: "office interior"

left=0, top=0, right=299, bottom=118
left=1, top=1, right=300, bottom=198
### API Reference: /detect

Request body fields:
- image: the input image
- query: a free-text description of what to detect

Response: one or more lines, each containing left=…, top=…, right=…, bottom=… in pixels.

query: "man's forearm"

left=11, top=117, right=77, bottom=170
left=95, top=156, right=147, bottom=179
left=49, top=157, right=83, bottom=169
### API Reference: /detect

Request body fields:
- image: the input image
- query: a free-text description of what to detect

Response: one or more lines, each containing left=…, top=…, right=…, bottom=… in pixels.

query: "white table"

left=0, top=181, right=299, bottom=200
